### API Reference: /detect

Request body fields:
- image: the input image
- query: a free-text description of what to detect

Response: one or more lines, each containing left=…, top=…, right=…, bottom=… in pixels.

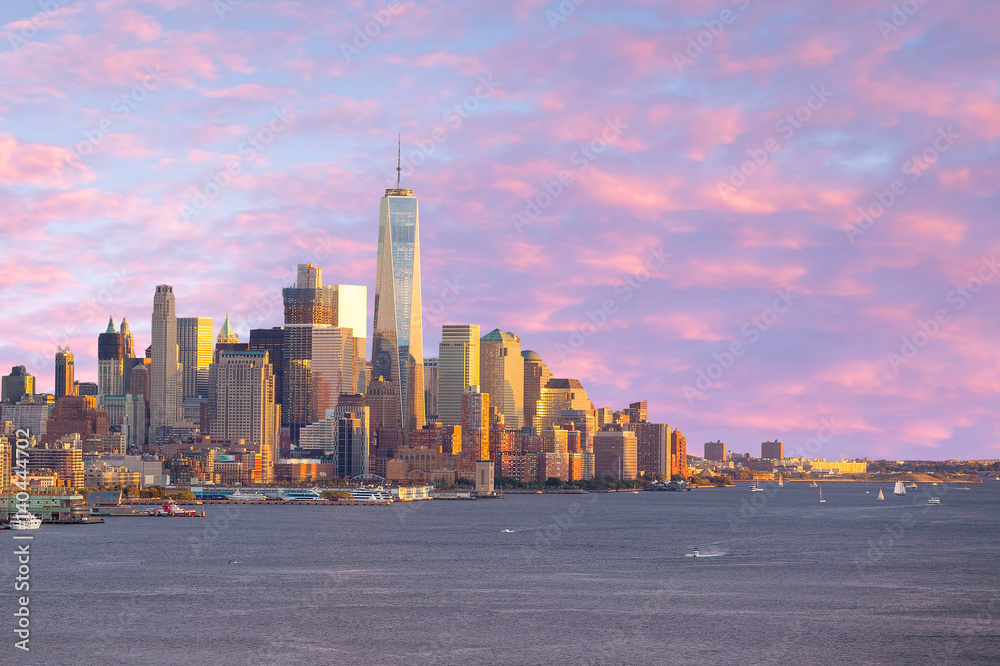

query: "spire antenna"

left=396, top=134, right=401, bottom=188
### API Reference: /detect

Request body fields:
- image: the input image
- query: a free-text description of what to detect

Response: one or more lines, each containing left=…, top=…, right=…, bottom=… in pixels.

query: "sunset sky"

left=1, top=0, right=997, bottom=460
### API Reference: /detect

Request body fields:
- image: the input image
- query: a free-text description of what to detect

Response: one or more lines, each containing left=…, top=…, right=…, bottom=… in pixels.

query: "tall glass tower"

left=370, top=171, right=425, bottom=443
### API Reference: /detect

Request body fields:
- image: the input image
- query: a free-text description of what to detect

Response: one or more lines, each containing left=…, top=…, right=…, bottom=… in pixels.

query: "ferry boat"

left=349, top=488, right=393, bottom=503
left=8, top=511, right=42, bottom=530
left=927, top=497, right=941, bottom=505
left=225, top=490, right=266, bottom=501
left=278, top=488, right=323, bottom=502
left=748, top=482, right=764, bottom=492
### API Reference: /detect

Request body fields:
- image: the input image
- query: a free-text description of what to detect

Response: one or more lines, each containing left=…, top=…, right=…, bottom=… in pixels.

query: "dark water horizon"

left=3, top=481, right=998, bottom=665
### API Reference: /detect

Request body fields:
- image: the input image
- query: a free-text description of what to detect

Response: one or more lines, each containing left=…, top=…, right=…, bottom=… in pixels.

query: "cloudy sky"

left=1, top=0, right=997, bottom=460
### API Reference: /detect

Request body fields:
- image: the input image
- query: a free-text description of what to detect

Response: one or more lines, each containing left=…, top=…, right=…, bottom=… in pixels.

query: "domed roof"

left=521, top=350, right=543, bottom=361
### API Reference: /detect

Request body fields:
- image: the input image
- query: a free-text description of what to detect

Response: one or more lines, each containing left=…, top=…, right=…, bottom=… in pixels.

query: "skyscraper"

left=334, top=285, right=368, bottom=395
left=423, top=357, right=438, bottom=421
left=535, top=378, right=592, bottom=432
left=522, top=350, right=551, bottom=433
left=212, top=350, right=279, bottom=483
left=120, top=317, right=135, bottom=359
left=2, top=366, right=34, bottom=403
left=704, top=440, right=727, bottom=461
left=312, top=327, right=357, bottom=421
left=461, top=385, right=490, bottom=462
left=250, top=327, right=285, bottom=410
left=149, top=285, right=182, bottom=440
left=178, top=316, right=214, bottom=399
left=282, top=264, right=335, bottom=442
left=370, top=176, right=425, bottom=440
left=761, top=440, right=784, bottom=460
left=438, top=325, right=480, bottom=426
left=55, top=346, right=75, bottom=400
left=480, top=329, right=524, bottom=430
left=98, top=317, right=124, bottom=396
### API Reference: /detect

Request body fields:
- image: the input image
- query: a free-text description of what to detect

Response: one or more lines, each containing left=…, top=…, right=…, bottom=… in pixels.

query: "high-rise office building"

left=212, top=350, right=280, bottom=483
left=438, top=325, right=480, bottom=427
left=370, top=179, right=425, bottom=440
left=97, top=317, right=125, bottom=397
left=480, top=329, right=524, bottom=430
left=423, top=357, right=438, bottom=421
left=704, top=440, right=727, bottom=461
left=761, top=440, right=784, bottom=460
left=178, top=316, right=214, bottom=399
left=282, top=264, right=335, bottom=442
left=521, top=350, right=551, bottom=432
left=535, top=378, right=592, bottom=432
left=312, top=327, right=357, bottom=421
left=366, top=375, right=404, bottom=476
left=594, top=428, right=638, bottom=480
left=334, top=285, right=368, bottom=395
left=55, top=346, right=75, bottom=400
left=461, top=385, right=490, bottom=462
left=120, top=317, right=135, bottom=359
left=149, top=285, right=182, bottom=440
left=250, top=328, right=285, bottom=410
left=2, top=366, right=34, bottom=403
left=628, top=400, right=648, bottom=424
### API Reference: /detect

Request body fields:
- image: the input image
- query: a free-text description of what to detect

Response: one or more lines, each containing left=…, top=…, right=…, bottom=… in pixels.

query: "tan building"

left=521, top=351, right=550, bottom=432
left=594, top=429, right=638, bottom=480
left=438, top=325, right=480, bottom=427
left=479, top=329, right=524, bottom=430
left=84, top=462, right=141, bottom=488
left=535, top=378, right=593, bottom=432
left=212, top=350, right=280, bottom=483
left=28, top=437, right=84, bottom=487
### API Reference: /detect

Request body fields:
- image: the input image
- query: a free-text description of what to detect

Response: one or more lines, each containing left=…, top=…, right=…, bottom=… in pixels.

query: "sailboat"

left=819, top=485, right=826, bottom=503
left=778, top=475, right=784, bottom=488
left=877, top=488, right=884, bottom=501
left=893, top=481, right=906, bottom=496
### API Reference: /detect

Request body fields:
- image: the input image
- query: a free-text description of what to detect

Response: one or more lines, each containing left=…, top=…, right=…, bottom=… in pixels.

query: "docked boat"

left=278, top=488, right=323, bottom=502
left=927, top=497, right=941, bottom=505
left=893, top=481, right=907, bottom=496
left=8, top=511, right=42, bottom=530
left=225, top=489, right=264, bottom=501
left=877, top=489, right=885, bottom=501
left=348, top=488, right=393, bottom=503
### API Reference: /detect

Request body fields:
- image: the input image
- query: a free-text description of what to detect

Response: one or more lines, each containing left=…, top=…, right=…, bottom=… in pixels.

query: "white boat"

left=819, top=485, right=826, bottom=503
left=692, top=548, right=700, bottom=558
left=809, top=481, right=818, bottom=488
left=778, top=475, right=784, bottom=488
left=906, top=483, right=918, bottom=489
left=279, top=488, right=323, bottom=501
left=893, top=481, right=907, bottom=496
left=877, top=489, right=885, bottom=501
left=8, top=511, right=42, bottom=530
left=227, top=490, right=264, bottom=501
left=748, top=481, right=764, bottom=492
left=927, top=497, right=941, bottom=505
left=348, top=488, right=393, bottom=503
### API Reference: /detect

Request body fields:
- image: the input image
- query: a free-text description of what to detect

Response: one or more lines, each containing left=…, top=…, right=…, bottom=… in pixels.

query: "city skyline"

left=1, top=2, right=997, bottom=462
